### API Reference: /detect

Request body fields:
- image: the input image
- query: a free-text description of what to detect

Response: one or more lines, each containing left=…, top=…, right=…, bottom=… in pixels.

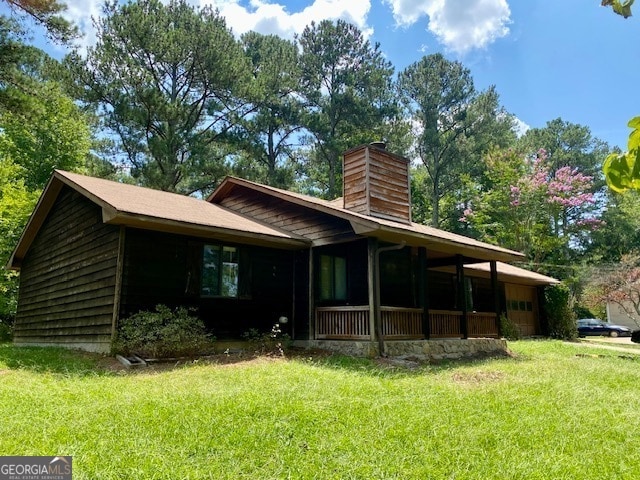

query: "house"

left=606, top=301, right=639, bottom=330
left=6, top=143, right=559, bottom=358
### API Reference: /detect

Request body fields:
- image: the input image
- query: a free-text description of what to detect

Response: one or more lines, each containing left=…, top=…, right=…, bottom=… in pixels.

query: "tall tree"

left=1, top=0, right=77, bottom=114
left=399, top=54, right=514, bottom=227
left=585, top=188, right=640, bottom=262
left=2, top=0, right=76, bottom=42
left=0, top=71, right=93, bottom=320
left=67, top=0, right=253, bottom=194
left=228, top=32, right=303, bottom=188
left=0, top=158, right=37, bottom=319
left=1, top=82, right=92, bottom=189
left=518, top=118, right=609, bottom=182
left=298, top=19, right=396, bottom=198
left=462, top=148, right=602, bottom=273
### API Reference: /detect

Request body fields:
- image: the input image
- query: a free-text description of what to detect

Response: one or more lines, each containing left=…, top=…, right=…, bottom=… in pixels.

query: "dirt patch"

left=451, top=371, right=505, bottom=384
left=375, top=356, right=424, bottom=370
left=98, top=347, right=337, bottom=374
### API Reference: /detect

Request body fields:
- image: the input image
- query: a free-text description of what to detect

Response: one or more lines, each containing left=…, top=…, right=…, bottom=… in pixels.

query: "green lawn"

left=0, top=340, right=639, bottom=479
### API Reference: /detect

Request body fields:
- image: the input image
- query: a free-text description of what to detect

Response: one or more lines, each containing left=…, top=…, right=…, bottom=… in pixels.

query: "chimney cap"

left=369, top=141, right=386, bottom=150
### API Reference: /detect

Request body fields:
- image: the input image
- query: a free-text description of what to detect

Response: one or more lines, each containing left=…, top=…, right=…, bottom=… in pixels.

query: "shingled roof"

left=7, top=170, right=309, bottom=269
left=10, top=169, right=528, bottom=270
left=210, top=176, right=525, bottom=263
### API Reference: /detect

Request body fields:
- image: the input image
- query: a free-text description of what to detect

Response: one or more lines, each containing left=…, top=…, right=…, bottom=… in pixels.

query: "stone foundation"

left=300, top=338, right=509, bottom=360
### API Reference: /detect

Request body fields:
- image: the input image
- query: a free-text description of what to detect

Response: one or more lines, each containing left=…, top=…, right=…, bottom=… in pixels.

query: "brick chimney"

left=342, top=142, right=411, bottom=224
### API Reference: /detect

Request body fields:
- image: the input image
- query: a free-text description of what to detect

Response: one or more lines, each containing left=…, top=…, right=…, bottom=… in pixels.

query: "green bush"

left=573, top=304, right=595, bottom=320
left=0, top=318, right=13, bottom=342
left=544, top=284, right=577, bottom=340
left=242, top=323, right=291, bottom=356
left=112, top=305, right=215, bottom=358
left=499, top=314, right=521, bottom=341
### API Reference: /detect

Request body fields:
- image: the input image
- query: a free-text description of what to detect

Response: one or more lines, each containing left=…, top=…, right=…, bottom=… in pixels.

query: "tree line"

left=1, top=0, right=639, bottom=323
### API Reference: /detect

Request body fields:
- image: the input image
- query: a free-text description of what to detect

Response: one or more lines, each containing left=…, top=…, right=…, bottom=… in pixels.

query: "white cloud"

left=60, top=0, right=373, bottom=54
left=513, top=116, right=530, bottom=137
left=62, top=0, right=103, bottom=53
left=383, top=0, right=511, bottom=54
left=200, top=0, right=373, bottom=39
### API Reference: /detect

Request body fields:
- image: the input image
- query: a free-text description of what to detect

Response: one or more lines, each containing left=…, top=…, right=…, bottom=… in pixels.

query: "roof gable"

left=436, top=262, right=560, bottom=286
left=7, top=171, right=309, bottom=269
left=210, top=176, right=525, bottom=263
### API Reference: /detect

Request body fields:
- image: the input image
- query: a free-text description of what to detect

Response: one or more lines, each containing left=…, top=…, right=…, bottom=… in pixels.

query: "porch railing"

left=468, top=312, right=500, bottom=338
left=315, top=306, right=498, bottom=340
left=381, top=307, right=423, bottom=339
left=428, top=310, right=462, bottom=338
left=315, top=306, right=370, bottom=340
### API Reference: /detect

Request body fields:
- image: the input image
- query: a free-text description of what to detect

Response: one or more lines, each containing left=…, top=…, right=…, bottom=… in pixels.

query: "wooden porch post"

left=111, top=226, right=126, bottom=341
left=457, top=254, right=468, bottom=339
left=491, top=260, right=501, bottom=337
left=291, top=250, right=296, bottom=341
left=308, top=247, right=315, bottom=341
left=419, top=247, right=430, bottom=339
left=374, top=242, right=406, bottom=355
left=367, top=238, right=378, bottom=343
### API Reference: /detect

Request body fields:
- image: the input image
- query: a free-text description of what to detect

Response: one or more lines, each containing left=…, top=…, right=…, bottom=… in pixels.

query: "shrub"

left=112, top=305, right=215, bottom=358
left=544, top=284, right=577, bottom=340
left=573, top=304, right=594, bottom=320
left=631, top=330, right=640, bottom=344
left=0, top=318, right=13, bottom=342
left=499, top=314, right=521, bottom=341
left=242, top=323, right=291, bottom=356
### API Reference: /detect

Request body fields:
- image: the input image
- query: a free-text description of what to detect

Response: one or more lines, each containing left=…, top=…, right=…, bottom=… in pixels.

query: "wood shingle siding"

left=118, top=228, right=298, bottom=340
left=119, top=228, right=190, bottom=315
left=219, top=188, right=357, bottom=246
left=342, top=144, right=411, bottom=223
left=13, top=188, right=120, bottom=352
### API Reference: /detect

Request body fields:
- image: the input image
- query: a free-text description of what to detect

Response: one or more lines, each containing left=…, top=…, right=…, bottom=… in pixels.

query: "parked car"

left=577, top=318, right=632, bottom=337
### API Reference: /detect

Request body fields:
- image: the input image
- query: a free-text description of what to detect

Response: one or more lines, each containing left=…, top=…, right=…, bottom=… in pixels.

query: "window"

left=202, top=245, right=239, bottom=297
left=319, top=254, right=347, bottom=301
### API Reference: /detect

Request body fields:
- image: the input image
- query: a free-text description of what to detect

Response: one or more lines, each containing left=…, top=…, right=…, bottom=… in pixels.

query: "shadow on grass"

left=0, top=341, right=526, bottom=379
left=290, top=348, right=522, bottom=379
left=0, top=342, right=111, bottom=376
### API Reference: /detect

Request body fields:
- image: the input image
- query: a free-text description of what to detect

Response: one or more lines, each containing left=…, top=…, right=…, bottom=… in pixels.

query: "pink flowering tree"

left=512, top=149, right=602, bottom=240
left=462, top=148, right=603, bottom=267
left=585, top=254, right=640, bottom=328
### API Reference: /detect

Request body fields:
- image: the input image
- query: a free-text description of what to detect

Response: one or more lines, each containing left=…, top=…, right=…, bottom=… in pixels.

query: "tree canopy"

left=2, top=0, right=77, bottom=42
left=399, top=54, right=514, bottom=227
left=298, top=19, right=397, bottom=198
left=0, top=2, right=638, bottom=322
left=68, top=0, right=253, bottom=194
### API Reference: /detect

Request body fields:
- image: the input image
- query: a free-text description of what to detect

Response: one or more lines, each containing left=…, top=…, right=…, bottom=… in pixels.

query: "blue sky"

left=6, top=0, right=640, bottom=150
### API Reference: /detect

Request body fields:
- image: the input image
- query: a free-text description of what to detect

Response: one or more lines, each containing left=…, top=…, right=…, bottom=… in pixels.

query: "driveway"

left=573, top=336, right=640, bottom=355
left=580, top=336, right=633, bottom=345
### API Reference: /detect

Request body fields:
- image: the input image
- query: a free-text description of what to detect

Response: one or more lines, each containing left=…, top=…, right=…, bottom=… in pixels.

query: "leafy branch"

left=602, top=0, right=635, bottom=18
left=603, top=117, right=640, bottom=192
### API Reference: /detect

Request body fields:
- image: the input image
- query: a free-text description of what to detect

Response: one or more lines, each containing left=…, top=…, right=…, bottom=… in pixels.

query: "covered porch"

left=315, top=306, right=499, bottom=340
left=308, top=237, right=507, bottom=345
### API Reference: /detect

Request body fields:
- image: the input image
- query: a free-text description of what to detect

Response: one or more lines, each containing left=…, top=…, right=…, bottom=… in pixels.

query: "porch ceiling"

left=433, top=262, right=560, bottom=286
left=350, top=220, right=524, bottom=264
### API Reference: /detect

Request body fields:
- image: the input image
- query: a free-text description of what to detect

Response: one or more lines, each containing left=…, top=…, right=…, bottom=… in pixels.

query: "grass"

left=578, top=336, right=640, bottom=350
left=1, top=340, right=639, bottom=479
